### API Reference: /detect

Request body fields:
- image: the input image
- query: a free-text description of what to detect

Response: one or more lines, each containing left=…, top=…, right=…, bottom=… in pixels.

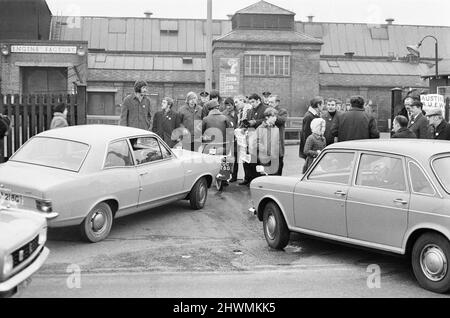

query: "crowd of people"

left=298, top=93, right=450, bottom=172
left=118, top=80, right=287, bottom=186
left=53, top=79, right=447, bottom=181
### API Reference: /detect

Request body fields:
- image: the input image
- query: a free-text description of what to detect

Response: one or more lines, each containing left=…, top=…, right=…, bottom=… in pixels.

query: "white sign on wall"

left=11, top=45, right=77, bottom=54
left=421, top=94, right=445, bottom=116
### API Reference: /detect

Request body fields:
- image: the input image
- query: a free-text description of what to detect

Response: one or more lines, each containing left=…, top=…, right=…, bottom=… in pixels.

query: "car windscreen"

left=432, top=156, right=450, bottom=193
left=10, top=137, right=89, bottom=172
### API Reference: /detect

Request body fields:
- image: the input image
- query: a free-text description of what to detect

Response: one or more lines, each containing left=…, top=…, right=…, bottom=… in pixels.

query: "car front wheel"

left=412, top=232, right=450, bottom=293
left=189, top=177, right=208, bottom=210
left=263, top=202, right=290, bottom=250
left=80, top=202, right=114, bottom=243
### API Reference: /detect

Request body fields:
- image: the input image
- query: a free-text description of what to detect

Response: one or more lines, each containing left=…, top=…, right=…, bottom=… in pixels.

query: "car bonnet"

left=0, top=208, right=46, bottom=252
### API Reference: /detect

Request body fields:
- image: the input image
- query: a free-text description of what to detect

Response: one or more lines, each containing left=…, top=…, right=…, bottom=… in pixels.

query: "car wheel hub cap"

left=420, top=244, right=447, bottom=282
left=91, top=211, right=106, bottom=232
left=266, top=214, right=276, bottom=240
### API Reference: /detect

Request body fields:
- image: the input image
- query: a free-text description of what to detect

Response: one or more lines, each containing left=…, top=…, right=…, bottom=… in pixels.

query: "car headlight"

left=36, top=200, right=52, bottom=213
left=3, top=254, right=13, bottom=276
left=38, top=227, right=47, bottom=245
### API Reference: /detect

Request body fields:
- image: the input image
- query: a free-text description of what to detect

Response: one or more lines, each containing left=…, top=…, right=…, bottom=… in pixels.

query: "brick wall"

left=87, top=81, right=204, bottom=114
left=213, top=42, right=321, bottom=117
left=0, top=41, right=88, bottom=95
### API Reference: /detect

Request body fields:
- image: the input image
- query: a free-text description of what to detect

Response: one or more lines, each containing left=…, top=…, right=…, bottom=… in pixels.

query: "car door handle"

left=334, top=190, right=346, bottom=196
left=394, top=199, right=408, bottom=205
left=139, top=172, right=148, bottom=176
left=186, top=170, right=193, bottom=174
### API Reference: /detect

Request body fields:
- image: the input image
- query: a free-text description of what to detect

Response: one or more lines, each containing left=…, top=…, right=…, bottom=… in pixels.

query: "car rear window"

left=10, top=137, right=89, bottom=172
left=432, top=156, right=450, bottom=193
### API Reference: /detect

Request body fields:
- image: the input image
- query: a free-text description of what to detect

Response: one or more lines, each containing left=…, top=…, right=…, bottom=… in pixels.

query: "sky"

left=45, top=0, right=450, bottom=27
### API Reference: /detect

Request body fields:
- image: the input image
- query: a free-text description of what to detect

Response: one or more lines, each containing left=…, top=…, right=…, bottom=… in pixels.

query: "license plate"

left=0, top=190, right=23, bottom=206
left=209, top=148, right=217, bottom=155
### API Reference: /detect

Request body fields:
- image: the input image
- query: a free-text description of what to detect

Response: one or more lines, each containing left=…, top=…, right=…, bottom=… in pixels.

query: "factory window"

left=244, top=55, right=266, bottom=76
left=269, top=55, right=290, bottom=76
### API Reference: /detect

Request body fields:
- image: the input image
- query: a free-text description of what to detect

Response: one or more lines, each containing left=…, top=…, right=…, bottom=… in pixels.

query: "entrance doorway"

left=21, top=67, right=68, bottom=94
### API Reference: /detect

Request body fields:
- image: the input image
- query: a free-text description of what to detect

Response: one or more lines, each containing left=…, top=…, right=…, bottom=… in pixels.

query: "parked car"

left=250, top=139, right=450, bottom=293
left=0, top=206, right=49, bottom=298
left=0, top=125, right=220, bottom=243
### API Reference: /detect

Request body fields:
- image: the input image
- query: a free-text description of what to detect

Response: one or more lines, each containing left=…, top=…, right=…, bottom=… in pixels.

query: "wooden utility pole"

left=205, top=0, right=213, bottom=92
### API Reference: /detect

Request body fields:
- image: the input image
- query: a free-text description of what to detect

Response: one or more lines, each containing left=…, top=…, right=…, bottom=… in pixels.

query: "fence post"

left=76, top=83, right=87, bottom=125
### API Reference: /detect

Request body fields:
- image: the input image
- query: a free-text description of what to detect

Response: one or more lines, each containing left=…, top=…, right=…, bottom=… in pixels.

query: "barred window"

left=244, top=55, right=266, bottom=76
left=269, top=55, right=290, bottom=76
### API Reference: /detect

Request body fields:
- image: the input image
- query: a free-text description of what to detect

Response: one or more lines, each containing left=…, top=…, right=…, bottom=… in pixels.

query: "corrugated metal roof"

left=51, top=16, right=231, bottom=53
left=320, top=60, right=430, bottom=75
left=235, top=1, right=295, bottom=15
left=52, top=16, right=450, bottom=59
left=88, top=53, right=205, bottom=70
left=320, top=74, right=427, bottom=88
left=422, top=59, right=450, bottom=77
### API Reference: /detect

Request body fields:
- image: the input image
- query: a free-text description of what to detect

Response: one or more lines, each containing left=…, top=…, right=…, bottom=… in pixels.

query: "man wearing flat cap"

left=426, top=108, right=450, bottom=140
left=119, top=80, right=152, bottom=130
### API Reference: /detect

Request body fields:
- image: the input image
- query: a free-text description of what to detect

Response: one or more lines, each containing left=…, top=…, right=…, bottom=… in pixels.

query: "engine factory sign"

left=11, top=45, right=78, bottom=54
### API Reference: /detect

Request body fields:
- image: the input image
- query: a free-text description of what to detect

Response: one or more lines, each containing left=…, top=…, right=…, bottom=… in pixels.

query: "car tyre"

left=189, top=177, right=208, bottom=210
left=411, top=232, right=450, bottom=293
left=80, top=202, right=114, bottom=243
left=263, top=201, right=290, bottom=250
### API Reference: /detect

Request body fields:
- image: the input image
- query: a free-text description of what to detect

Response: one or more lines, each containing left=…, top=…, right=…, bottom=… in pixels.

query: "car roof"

left=327, top=139, right=450, bottom=161
left=35, top=125, right=156, bottom=144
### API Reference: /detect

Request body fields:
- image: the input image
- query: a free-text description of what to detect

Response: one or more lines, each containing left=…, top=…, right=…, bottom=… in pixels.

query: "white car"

left=0, top=207, right=49, bottom=297
left=0, top=125, right=220, bottom=242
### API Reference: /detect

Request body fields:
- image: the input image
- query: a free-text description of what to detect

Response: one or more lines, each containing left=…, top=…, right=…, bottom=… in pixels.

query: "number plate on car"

left=0, top=190, right=23, bottom=205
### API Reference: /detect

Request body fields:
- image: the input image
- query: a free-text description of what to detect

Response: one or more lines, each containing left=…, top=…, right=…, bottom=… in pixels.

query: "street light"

left=406, top=35, right=439, bottom=81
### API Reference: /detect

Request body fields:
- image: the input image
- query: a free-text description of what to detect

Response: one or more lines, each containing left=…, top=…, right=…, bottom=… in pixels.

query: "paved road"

left=21, top=145, right=448, bottom=298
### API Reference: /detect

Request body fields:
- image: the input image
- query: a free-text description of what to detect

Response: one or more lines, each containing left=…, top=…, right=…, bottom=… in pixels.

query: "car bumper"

left=40, top=212, right=59, bottom=220
left=0, top=247, right=49, bottom=293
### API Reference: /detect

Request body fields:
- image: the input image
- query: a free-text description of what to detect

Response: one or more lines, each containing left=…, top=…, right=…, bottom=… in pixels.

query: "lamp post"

left=205, top=0, right=213, bottom=93
left=406, top=35, right=439, bottom=85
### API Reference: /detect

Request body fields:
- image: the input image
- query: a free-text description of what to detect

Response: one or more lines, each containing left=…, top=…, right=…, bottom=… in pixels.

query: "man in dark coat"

left=322, top=98, right=339, bottom=146
left=152, top=97, right=181, bottom=148
left=392, top=115, right=416, bottom=138
left=202, top=100, right=231, bottom=154
left=239, top=93, right=267, bottom=186
left=331, top=95, right=380, bottom=142
left=407, top=101, right=430, bottom=139
left=426, top=108, right=450, bottom=140
left=299, top=97, right=323, bottom=158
